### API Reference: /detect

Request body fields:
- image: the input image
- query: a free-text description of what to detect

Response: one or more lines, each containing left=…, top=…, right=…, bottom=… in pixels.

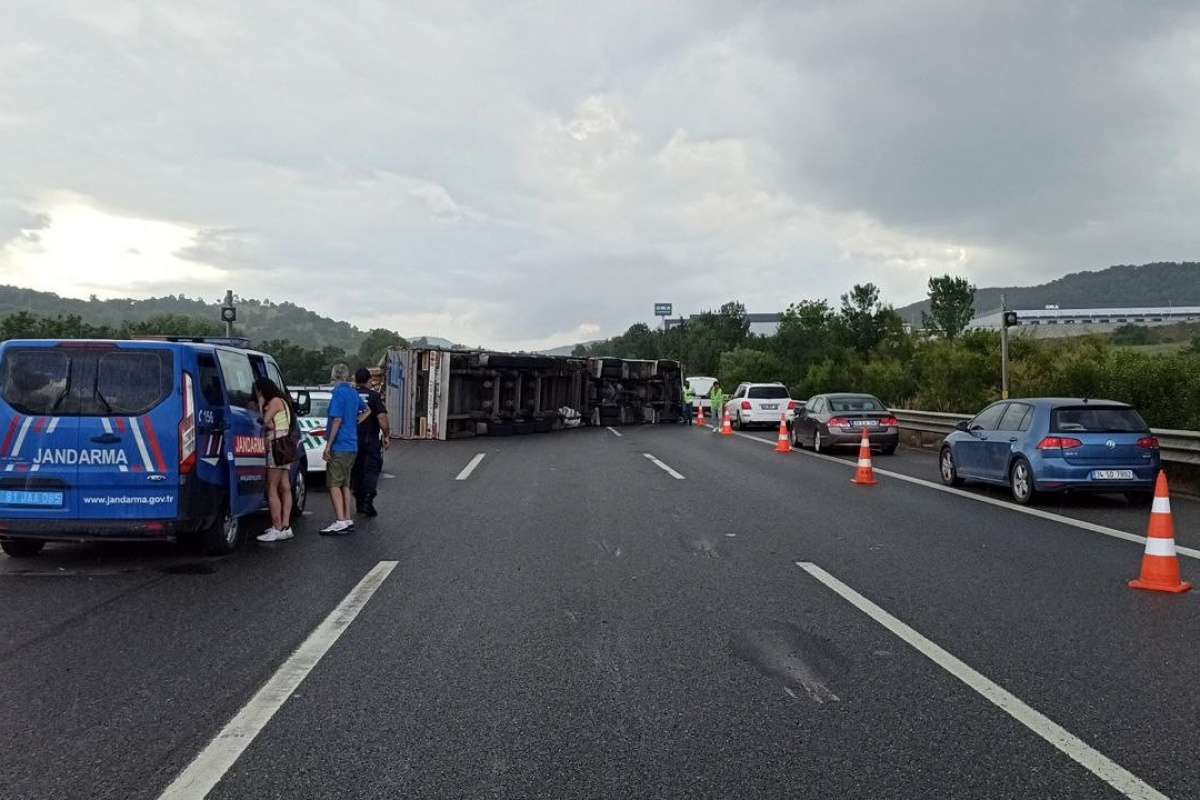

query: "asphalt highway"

left=2, top=424, right=1197, bottom=799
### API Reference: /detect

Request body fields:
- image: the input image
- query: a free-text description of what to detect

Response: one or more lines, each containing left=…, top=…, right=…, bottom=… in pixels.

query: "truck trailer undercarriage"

left=384, top=348, right=685, bottom=440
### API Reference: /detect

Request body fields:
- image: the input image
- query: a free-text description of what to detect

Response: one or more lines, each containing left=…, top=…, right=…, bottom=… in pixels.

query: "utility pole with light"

left=1000, top=294, right=1019, bottom=400
left=221, top=289, right=237, bottom=338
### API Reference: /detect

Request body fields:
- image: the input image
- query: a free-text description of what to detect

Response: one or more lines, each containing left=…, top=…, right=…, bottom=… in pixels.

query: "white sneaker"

left=278, top=528, right=294, bottom=540
left=257, top=528, right=286, bottom=542
left=320, top=520, right=353, bottom=535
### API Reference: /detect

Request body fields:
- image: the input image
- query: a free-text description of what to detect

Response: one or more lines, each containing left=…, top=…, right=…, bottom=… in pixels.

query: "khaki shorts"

left=326, top=452, right=355, bottom=488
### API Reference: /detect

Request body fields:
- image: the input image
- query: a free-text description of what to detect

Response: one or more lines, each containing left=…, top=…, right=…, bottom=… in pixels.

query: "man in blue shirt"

left=321, top=363, right=367, bottom=535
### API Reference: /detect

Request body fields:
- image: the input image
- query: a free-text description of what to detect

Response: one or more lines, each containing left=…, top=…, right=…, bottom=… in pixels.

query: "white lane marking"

left=157, top=561, right=398, bottom=800
left=733, top=431, right=1200, bottom=561
left=643, top=452, right=685, bottom=480
left=606, top=426, right=623, bottom=437
left=796, top=562, right=1170, bottom=800
left=455, top=453, right=486, bottom=481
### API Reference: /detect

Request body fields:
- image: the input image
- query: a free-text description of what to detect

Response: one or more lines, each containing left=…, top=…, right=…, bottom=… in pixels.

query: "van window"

left=0, top=349, right=69, bottom=415
left=0, top=346, right=172, bottom=416
left=89, top=350, right=173, bottom=416
left=266, top=361, right=286, bottom=394
left=197, top=353, right=225, bottom=406
left=216, top=350, right=257, bottom=409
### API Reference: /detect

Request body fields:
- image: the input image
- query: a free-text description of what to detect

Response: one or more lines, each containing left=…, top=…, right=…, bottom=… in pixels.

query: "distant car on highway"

left=685, top=376, right=717, bottom=411
left=724, top=382, right=801, bottom=429
left=938, top=398, right=1160, bottom=505
left=289, top=386, right=332, bottom=475
left=792, top=393, right=898, bottom=454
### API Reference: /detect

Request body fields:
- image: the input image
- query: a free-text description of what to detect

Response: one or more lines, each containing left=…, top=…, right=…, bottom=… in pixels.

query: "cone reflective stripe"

left=695, top=403, right=705, bottom=428
left=1129, top=471, right=1191, bottom=593
left=721, top=408, right=734, bottom=436
left=774, top=412, right=791, bottom=453
left=851, top=428, right=877, bottom=486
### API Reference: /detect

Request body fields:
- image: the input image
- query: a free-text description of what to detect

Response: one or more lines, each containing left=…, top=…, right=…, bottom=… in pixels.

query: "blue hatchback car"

left=939, top=398, right=1160, bottom=505
left=0, top=337, right=307, bottom=557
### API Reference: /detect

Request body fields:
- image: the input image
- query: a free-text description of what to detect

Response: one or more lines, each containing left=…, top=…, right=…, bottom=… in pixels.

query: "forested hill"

left=897, top=262, right=1200, bottom=323
left=0, top=286, right=364, bottom=350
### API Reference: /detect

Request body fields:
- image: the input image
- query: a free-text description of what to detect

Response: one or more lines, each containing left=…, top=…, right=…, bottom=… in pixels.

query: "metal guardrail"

left=892, top=409, right=1200, bottom=466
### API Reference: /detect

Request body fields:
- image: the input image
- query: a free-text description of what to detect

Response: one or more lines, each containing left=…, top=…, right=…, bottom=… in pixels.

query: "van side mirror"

left=955, top=420, right=970, bottom=432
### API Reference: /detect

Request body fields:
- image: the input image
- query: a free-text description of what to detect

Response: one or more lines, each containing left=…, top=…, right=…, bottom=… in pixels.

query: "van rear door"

left=0, top=344, right=80, bottom=521
left=215, top=348, right=266, bottom=518
left=74, top=345, right=179, bottom=520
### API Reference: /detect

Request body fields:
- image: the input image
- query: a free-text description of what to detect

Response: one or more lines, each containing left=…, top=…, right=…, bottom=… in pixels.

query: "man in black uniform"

left=352, top=367, right=390, bottom=518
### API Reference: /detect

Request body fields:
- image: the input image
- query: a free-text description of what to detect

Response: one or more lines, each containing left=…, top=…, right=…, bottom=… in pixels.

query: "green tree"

left=921, top=274, right=976, bottom=339
left=356, top=328, right=407, bottom=368
left=839, top=283, right=893, bottom=355
left=718, top=348, right=786, bottom=389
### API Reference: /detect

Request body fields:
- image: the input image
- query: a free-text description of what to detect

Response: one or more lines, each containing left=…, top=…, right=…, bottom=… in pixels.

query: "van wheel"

left=1, top=539, right=45, bottom=558
left=203, top=509, right=240, bottom=555
left=292, top=470, right=307, bottom=516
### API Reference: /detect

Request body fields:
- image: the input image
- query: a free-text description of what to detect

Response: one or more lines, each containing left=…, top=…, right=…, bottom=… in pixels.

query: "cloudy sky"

left=2, top=2, right=1198, bottom=349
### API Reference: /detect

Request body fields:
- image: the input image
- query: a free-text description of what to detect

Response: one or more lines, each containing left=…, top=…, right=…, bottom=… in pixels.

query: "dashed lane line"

left=797, top=562, right=1170, bottom=800
left=719, top=429, right=1200, bottom=561
left=455, top=453, right=486, bottom=481
left=157, top=560, right=399, bottom=800
left=606, top=426, right=623, bottom=437
left=643, top=452, right=685, bottom=480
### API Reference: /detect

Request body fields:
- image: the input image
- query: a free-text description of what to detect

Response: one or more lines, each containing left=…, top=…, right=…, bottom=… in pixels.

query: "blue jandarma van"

left=0, top=337, right=307, bottom=557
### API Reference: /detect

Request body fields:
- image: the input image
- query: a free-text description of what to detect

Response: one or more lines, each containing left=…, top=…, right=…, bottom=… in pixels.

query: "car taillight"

left=179, top=371, right=197, bottom=475
left=880, top=416, right=898, bottom=427
left=827, top=416, right=849, bottom=427
left=1137, top=436, right=1160, bottom=449
left=740, top=401, right=752, bottom=410
left=1038, top=436, right=1083, bottom=450
left=787, top=400, right=799, bottom=410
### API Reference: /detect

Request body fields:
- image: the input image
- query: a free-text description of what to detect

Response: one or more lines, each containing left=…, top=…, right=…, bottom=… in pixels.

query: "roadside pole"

left=221, top=290, right=236, bottom=338
left=1000, top=292, right=1010, bottom=400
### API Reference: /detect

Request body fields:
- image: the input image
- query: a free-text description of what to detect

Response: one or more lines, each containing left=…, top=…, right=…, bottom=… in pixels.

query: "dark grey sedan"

left=792, top=393, right=899, bottom=454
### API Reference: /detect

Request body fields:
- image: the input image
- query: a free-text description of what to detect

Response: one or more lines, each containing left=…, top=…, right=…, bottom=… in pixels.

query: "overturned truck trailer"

left=384, top=347, right=684, bottom=440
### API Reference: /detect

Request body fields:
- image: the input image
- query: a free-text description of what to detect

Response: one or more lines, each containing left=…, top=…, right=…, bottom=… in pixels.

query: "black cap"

left=354, top=367, right=371, bottom=384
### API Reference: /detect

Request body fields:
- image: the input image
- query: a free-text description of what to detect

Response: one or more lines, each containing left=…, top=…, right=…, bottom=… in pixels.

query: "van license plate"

left=0, top=490, right=64, bottom=506
left=1091, top=470, right=1134, bottom=480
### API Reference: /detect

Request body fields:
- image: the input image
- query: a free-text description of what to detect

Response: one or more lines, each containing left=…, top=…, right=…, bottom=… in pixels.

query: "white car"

left=723, top=382, right=800, bottom=429
left=290, top=387, right=332, bottom=473
left=685, top=376, right=717, bottom=410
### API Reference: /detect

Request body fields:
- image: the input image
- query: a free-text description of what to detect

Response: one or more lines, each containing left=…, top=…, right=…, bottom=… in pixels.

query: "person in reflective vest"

left=709, top=382, right=726, bottom=430
left=682, top=385, right=694, bottom=425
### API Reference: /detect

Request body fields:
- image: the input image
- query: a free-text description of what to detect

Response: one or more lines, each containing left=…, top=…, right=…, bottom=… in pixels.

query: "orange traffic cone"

left=695, top=403, right=705, bottom=428
left=1129, top=472, right=1191, bottom=593
left=774, top=412, right=791, bottom=453
left=721, top=408, right=734, bottom=436
left=851, top=428, right=877, bottom=486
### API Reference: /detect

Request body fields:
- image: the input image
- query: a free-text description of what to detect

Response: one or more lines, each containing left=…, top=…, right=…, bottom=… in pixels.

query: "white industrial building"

left=970, top=305, right=1200, bottom=334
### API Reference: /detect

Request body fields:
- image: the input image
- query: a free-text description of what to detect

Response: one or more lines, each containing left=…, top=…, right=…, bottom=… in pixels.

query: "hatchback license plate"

left=1091, top=470, right=1135, bottom=480
left=851, top=419, right=879, bottom=427
left=0, top=489, right=64, bottom=506
left=761, top=403, right=779, bottom=410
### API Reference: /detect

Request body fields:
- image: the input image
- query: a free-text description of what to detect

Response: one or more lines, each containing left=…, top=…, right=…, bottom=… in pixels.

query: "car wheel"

left=292, top=469, right=307, bottom=516
left=1010, top=458, right=1036, bottom=505
left=791, top=423, right=802, bottom=448
left=1, top=539, right=45, bottom=558
left=813, top=429, right=824, bottom=454
left=203, top=508, right=240, bottom=555
left=939, top=447, right=963, bottom=487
